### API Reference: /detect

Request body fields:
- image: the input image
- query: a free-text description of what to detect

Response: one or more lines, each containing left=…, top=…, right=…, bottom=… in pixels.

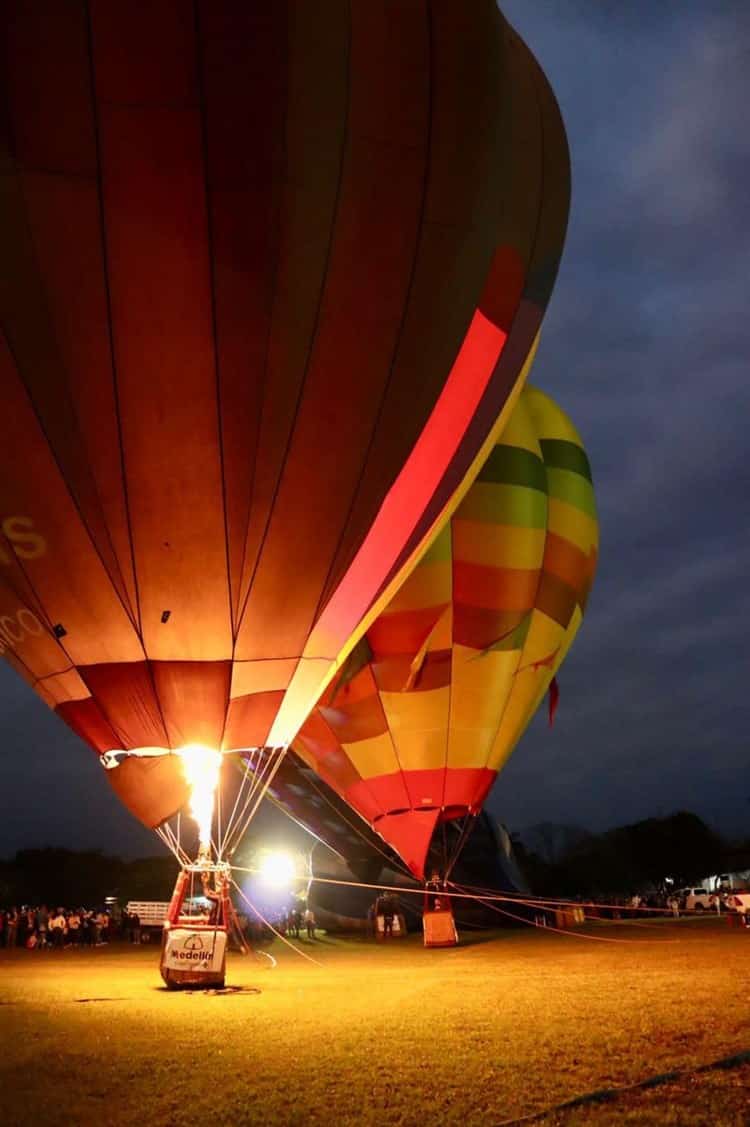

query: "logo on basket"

left=175, top=934, right=207, bottom=961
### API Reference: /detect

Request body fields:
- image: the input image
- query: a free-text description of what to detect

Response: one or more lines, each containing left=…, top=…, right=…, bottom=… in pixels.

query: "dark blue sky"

left=492, top=0, right=750, bottom=838
left=0, top=3, right=747, bottom=857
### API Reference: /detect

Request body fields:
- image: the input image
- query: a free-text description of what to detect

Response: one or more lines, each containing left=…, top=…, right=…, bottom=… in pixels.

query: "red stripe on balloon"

left=307, top=310, right=507, bottom=659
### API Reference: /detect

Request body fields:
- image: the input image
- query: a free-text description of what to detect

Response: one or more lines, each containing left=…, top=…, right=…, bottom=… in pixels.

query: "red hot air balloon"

left=0, top=2, right=569, bottom=837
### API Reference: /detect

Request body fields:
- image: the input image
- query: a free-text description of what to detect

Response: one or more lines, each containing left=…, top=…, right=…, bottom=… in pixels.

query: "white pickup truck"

left=725, top=892, right=750, bottom=923
left=126, top=901, right=170, bottom=938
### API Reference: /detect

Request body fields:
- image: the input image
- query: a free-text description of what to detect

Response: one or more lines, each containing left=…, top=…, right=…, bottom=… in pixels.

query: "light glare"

left=258, top=851, right=297, bottom=888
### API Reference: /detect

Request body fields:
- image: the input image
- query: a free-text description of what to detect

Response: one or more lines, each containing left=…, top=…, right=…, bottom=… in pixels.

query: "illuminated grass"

left=0, top=920, right=748, bottom=1125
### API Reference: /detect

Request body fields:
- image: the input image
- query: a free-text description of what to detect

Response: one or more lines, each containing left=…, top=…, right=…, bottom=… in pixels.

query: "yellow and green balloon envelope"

left=293, top=386, right=598, bottom=876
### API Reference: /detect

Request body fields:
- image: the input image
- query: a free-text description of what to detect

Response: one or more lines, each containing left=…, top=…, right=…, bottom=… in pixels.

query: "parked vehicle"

left=126, top=900, right=170, bottom=939
left=678, top=887, right=712, bottom=912
left=725, top=892, right=750, bottom=923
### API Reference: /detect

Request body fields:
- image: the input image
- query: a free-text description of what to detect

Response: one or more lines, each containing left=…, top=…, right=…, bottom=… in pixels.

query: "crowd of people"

left=273, top=905, right=317, bottom=940
left=0, top=905, right=121, bottom=949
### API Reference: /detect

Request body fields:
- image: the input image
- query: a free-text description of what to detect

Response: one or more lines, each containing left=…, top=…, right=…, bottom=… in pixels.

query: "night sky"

left=1, top=3, right=748, bottom=857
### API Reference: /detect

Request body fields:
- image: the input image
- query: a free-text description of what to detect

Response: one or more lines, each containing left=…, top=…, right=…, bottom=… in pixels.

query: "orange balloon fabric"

left=0, top=3, right=568, bottom=827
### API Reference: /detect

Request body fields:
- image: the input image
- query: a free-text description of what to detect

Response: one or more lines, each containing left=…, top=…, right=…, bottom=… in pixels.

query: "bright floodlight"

left=258, top=851, right=296, bottom=887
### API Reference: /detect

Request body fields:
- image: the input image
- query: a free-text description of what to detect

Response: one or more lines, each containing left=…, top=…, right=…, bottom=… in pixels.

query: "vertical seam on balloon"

left=233, top=0, right=354, bottom=647
left=0, top=149, right=140, bottom=637
left=371, top=20, right=566, bottom=617
left=479, top=52, right=553, bottom=784
left=441, top=489, right=455, bottom=816
left=192, top=0, right=234, bottom=751
left=370, top=661, right=409, bottom=818
left=83, top=0, right=146, bottom=647
left=233, top=13, right=289, bottom=625
left=0, top=625, right=74, bottom=693
left=0, top=320, right=135, bottom=671
left=83, top=5, right=168, bottom=750
left=307, top=700, right=387, bottom=845
left=307, top=0, right=435, bottom=627
left=0, top=527, right=57, bottom=630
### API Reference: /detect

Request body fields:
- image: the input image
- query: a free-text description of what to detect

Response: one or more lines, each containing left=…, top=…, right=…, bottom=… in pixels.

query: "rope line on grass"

left=493, top=1047, right=750, bottom=1126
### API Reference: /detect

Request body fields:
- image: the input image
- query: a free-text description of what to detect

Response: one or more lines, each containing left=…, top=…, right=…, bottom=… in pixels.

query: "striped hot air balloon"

left=293, top=385, right=598, bottom=876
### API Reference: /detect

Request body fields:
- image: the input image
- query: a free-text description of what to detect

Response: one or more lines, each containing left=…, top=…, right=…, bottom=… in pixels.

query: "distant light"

left=258, top=851, right=297, bottom=888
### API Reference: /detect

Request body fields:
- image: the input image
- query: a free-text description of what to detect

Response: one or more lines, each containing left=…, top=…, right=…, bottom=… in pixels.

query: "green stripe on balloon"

left=539, top=438, right=593, bottom=482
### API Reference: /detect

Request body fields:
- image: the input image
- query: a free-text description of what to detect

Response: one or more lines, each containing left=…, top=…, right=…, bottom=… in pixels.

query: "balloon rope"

left=221, top=754, right=271, bottom=858
left=156, top=825, right=186, bottom=866
left=162, top=822, right=191, bottom=867
left=225, top=746, right=291, bottom=858
left=220, top=752, right=257, bottom=858
left=449, top=890, right=651, bottom=945
left=223, top=746, right=287, bottom=858
left=446, top=882, right=678, bottom=945
left=230, top=868, right=683, bottom=945
left=441, top=875, right=681, bottom=917
left=230, top=879, right=322, bottom=967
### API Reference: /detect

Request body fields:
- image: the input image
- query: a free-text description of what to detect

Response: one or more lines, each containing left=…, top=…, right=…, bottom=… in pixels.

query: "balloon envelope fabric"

left=0, top=2, right=569, bottom=829
left=293, top=386, right=598, bottom=877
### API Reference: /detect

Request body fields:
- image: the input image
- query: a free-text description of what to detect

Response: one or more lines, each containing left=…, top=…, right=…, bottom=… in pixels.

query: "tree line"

left=513, top=810, right=750, bottom=898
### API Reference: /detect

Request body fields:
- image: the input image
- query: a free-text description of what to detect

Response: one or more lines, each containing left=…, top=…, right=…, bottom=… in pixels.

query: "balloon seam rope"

left=222, top=751, right=270, bottom=857
left=225, top=746, right=288, bottom=858
left=227, top=746, right=277, bottom=842
left=222, top=753, right=256, bottom=856
left=222, top=748, right=277, bottom=857
left=229, top=746, right=289, bottom=851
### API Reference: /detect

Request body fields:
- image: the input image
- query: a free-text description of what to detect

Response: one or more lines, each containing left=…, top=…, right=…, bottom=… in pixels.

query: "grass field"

left=1, top=918, right=748, bottom=1125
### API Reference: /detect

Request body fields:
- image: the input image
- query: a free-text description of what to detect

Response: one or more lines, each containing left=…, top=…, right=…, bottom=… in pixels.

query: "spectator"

left=67, top=909, right=82, bottom=946
left=131, top=911, right=141, bottom=945
left=304, top=906, right=316, bottom=939
left=49, top=908, right=67, bottom=948
left=38, top=905, right=49, bottom=949
left=6, top=907, right=18, bottom=948
left=95, top=910, right=109, bottom=945
left=381, top=893, right=395, bottom=939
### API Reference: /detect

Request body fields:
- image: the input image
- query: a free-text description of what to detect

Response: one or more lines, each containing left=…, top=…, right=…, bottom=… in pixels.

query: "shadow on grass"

left=153, top=984, right=262, bottom=997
